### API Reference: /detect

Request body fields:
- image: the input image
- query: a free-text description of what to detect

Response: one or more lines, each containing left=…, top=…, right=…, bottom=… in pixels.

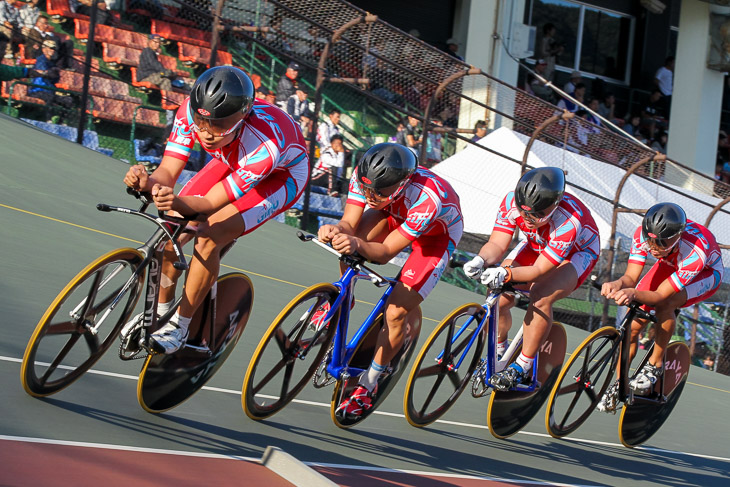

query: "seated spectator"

left=265, top=16, right=293, bottom=53
left=623, top=113, right=641, bottom=137
left=425, top=118, right=443, bottom=166
left=275, top=61, right=299, bottom=109
left=403, top=79, right=427, bottom=111
left=312, top=134, right=346, bottom=196
left=297, top=25, right=326, bottom=58
left=317, top=108, right=341, bottom=150
left=286, top=87, right=309, bottom=122
left=641, top=89, right=666, bottom=139
left=18, top=0, right=40, bottom=36
left=584, top=98, right=602, bottom=126
left=0, top=0, right=21, bottom=59
left=444, top=37, right=464, bottom=62
left=69, top=0, right=115, bottom=26
left=138, top=34, right=190, bottom=91
left=30, top=39, right=74, bottom=122
left=557, top=82, right=585, bottom=113
left=651, top=130, right=668, bottom=154
left=25, top=16, right=73, bottom=68
left=598, top=92, right=616, bottom=122
left=403, top=115, right=423, bottom=151
left=563, top=70, right=582, bottom=94
left=299, top=108, right=314, bottom=139
left=0, top=61, right=44, bottom=81
left=472, top=120, right=488, bottom=143
left=530, top=59, right=553, bottom=102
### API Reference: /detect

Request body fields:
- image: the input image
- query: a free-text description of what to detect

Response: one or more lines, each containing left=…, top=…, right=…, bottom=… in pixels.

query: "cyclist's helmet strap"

left=642, top=202, right=687, bottom=247
left=357, top=143, right=418, bottom=194
left=514, top=167, right=566, bottom=213
left=190, top=66, right=255, bottom=120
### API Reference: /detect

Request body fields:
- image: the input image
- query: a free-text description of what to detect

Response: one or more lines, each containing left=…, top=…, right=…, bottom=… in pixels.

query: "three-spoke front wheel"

left=21, top=249, right=144, bottom=397
left=242, top=283, right=339, bottom=420
left=403, top=303, right=486, bottom=427
left=545, top=326, right=620, bottom=438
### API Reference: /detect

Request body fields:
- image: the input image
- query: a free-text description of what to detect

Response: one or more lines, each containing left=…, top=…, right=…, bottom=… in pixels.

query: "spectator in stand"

left=25, top=16, right=73, bottom=68
left=623, top=114, right=641, bottom=137
left=403, top=79, right=427, bottom=111
left=539, top=23, right=563, bottom=82
left=438, top=103, right=458, bottom=128
left=317, top=108, right=341, bottom=150
left=654, top=55, right=674, bottom=118
left=563, top=70, right=582, bottom=94
left=138, top=34, right=189, bottom=92
left=69, top=0, right=115, bottom=26
left=18, top=0, right=40, bottom=35
left=0, top=0, right=21, bottom=59
left=425, top=118, right=444, bottom=166
left=472, top=120, right=488, bottom=143
left=445, top=37, right=464, bottom=62
left=598, top=92, right=617, bottom=123
left=585, top=98, right=602, bottom=126
left=317, top=133, right=346, bottom=196
left=641, top=89, right=666, bottom=139
left=30, top=39, right=74, bottom=122
left=275, top=61, right=299, bottom=109
left=255, top=85, right=270, bottom=102
left=299, top=108, right=314, bottom=140
left=298, top=25, right=326, bottom=58
left=286, top=86, right=309, bottom=122
left=530, top=60, right=553, bottom=102
left=718, top=129, right=730, bottom=167
left=266, top=16, right=293, bottom=54
left=557, top=82, right=585, bottom=113
left=651, top=130, right=668, bottom=154
left=403, top=115, right=423, bottom=151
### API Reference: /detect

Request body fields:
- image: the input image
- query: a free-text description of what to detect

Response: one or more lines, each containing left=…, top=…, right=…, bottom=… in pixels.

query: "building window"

left=529, top=0, right=635, bottom=84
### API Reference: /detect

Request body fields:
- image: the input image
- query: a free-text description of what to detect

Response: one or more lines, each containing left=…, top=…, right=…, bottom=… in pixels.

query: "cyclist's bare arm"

left=476, top=231, right=512, bottom=266
left=508, top=253, right=557, bottom=283
left=152, top=180, right=230, bottom=216
left=612, top=279, right=676, bottom=307
left=318, top=204, right=363, bottom=242
left=124, top=155, right=186, bottom=191
left=333, top=228, right=411, bottom=265
left=602, top=262, right=643, bottom=298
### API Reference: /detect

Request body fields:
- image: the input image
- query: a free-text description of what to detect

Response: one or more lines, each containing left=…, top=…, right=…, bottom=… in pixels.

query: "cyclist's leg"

left=338, top=209, right=390, bottom=274
left=496, top=241, right=535, bottom=347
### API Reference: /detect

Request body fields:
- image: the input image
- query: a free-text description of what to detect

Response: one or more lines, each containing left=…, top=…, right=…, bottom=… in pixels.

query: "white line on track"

left=4, top=355, right=729, bottom=464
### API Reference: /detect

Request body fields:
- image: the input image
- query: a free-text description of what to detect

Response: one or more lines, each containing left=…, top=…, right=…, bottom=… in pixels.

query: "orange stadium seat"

left=178, top=42, right=232, bottom=68
left=55, top=70, right=141, bottom=103
left=101, top=42, right=142, bottom=69
left=159, top=55, right=191, bottom=78
left=151, top=19, right=220, bottom=49
left=130, top=66, right=159, bottom=92
left=160, top=89, right=186, bottom=111
left=47, top=0, right=128, bottom=27
left=90, top=96, right=164, bottom=128
left=74, top=19, right=147, bottom=49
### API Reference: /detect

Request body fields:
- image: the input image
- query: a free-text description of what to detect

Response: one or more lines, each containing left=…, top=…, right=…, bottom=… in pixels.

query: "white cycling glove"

left=480, top=266, right=510, bottom=289
left=463, top=256, right=485, bottom=280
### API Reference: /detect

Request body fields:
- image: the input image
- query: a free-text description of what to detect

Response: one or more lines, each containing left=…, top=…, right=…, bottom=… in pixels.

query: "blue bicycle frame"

left=446, top=287, right=541, bottom=392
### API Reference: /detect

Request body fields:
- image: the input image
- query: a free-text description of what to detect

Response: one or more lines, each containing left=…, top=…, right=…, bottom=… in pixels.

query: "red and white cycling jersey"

left=628, top=220, right=724, bottom=292
left=493, top=191, right=600, bottom=265
left=164, top=98, right=309, bottom=205
left=346, top=167, right=463, bottom=243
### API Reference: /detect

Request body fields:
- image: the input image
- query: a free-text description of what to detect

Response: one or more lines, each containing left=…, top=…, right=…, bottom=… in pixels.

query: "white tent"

left=431, top=127, right=730, bottom=277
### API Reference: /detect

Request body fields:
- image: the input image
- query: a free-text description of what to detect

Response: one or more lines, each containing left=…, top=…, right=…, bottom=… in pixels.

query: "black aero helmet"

left=357, top=143, right=418, bottom=200
left=190, top=66, right=254, bottom=120
left=514, top=167, right=566, bottom=215
left=642, top=202, right=686, bottom=249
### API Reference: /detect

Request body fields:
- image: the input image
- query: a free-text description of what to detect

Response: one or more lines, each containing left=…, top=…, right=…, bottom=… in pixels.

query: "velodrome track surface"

left=1, top=114, right=729, bottom=486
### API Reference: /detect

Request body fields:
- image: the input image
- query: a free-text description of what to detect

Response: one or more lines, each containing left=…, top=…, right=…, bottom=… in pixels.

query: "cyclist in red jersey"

left=122, top=66, right=309, bottom=354
left=597, top=202, right=723, bottom=412
left=317, top=143, right=463, bottom=419
left=463, top=167, right=600, bottom=391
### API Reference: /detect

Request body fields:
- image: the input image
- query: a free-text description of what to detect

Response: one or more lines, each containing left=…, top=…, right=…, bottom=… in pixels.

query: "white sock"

left=170, top=312, right=192, bottom=333
left=515, top=352, right=534, bottom=373
left=497, top=340, right=508, bottom=356
left=157, top=300, right=173, bottom=317
left=359, top=361, right=387, bottom=392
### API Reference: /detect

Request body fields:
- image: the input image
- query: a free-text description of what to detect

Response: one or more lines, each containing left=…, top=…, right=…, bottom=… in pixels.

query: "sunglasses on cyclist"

left=643, top=232, right=682, bottom=253
left=361, top=179, right=408, bottom=203
left=519, top=204, right=558, bottom=224
left=189, top=107, right=245, bottom=137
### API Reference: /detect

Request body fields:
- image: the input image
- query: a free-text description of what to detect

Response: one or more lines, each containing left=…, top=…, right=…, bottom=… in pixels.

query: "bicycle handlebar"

left=297, top=231, right=388, bottom=287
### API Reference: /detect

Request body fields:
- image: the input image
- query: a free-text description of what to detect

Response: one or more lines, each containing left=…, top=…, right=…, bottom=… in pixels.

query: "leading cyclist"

left=463, top=167, right=600, bottom=391
left=317, top=142, right=463, bottom=419
left=597, top=202, right=723, bottom=412
left=122, top=66, right=309, bottom=354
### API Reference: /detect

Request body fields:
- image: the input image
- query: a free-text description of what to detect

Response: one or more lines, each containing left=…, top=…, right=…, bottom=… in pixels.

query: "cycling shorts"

left=636, top=260, right=721, bottom=309
left=505, top=240, right=597, bottom=290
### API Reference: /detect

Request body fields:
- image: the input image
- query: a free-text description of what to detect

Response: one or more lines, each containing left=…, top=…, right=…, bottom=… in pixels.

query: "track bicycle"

left=545, top=277, right=690, bottom=448
left=242, top=231, right=422, bottom=429
left=21, top=189, right=253, bottom=413
left=403, top=261, right=567, bottom=439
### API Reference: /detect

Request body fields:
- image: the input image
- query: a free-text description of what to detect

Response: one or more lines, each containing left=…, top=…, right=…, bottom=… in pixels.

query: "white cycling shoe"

left=150, top=322, right=189, bottom=355
left=629, top=363, right=662, bottom=395
left=596, top=381, right=620, bottom=414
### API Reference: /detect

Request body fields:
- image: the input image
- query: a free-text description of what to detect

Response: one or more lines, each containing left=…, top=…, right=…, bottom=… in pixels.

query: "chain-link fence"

left=4, top=0, right=730, bottom=373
